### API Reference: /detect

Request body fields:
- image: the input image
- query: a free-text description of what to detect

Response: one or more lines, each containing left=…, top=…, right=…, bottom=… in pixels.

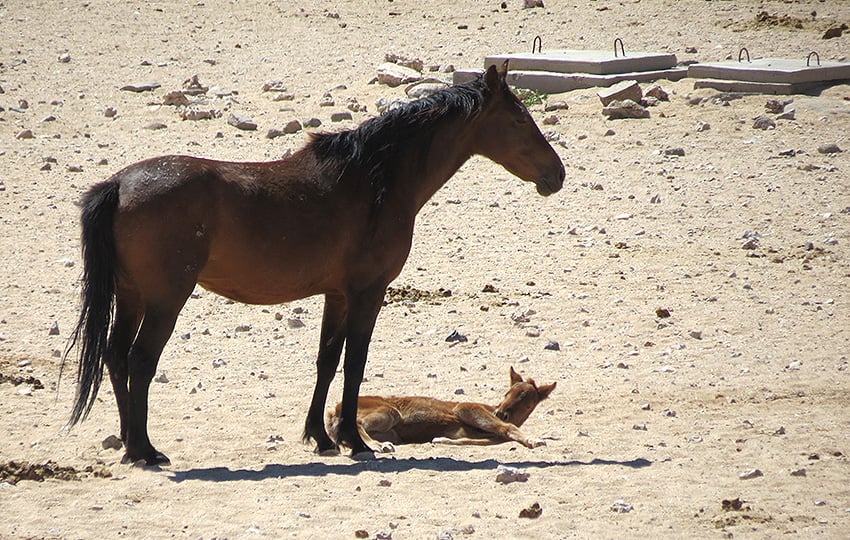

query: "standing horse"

left=64, top=62, right=564, bottom=465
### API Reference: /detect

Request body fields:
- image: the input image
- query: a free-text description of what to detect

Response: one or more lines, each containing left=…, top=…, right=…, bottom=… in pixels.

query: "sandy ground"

left=1, top=1, right=849, bottom=538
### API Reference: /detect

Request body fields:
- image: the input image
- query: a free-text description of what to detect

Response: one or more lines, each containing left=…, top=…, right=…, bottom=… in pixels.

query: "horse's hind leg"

left=105, top=284, right=143, bottom=444
left=304, top=293, right=347, bottom=454
left=123, top=298, right=189, bottom=466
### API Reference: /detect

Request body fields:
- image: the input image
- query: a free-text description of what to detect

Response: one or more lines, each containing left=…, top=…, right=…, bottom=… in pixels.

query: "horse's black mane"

left=307, top=75, right=491, bottom=205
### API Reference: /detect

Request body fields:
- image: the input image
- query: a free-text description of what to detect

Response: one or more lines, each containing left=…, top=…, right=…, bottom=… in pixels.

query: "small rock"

left=542, top=115, right=559, bottom=125
left=262, top=80, right=288, bottom=93
left=662, top=409, right=676, bottom=417
left=104, top=107, right=117, bottom=118
left=445, top=329, right=468, bottom=343
left=790, top=468, right=807, bottom=477
left=739, top=469, right=764, bottom=480
left=685, top=46, right=698, bottom=54
left=354, top=531, right=369, bottom=539
left=633, top=423, right=648, bottom=431
left=162, top=91, right=190, bottom=106
left=303, top=117, right=322, bottom=128
left=283, top=119, right=302, bottom=134
left=318, top=95, right=335, bottom=107
left=287, top=318, right=305, bottom=329
left=58, top=53, right=71, bottom=63
left=48, top=321, right=60, bottom=335
left=741, top=237, right=759, bottom=250
left=266, top=128, right=285, bottom=139
left=689, top=329, right=703, bottom=340
left=696, top=121, right=710, bottom=132
left=101, top=434, right=123, bottom=450
left=182, top=75, right=209, bottom=96
left=597, top=80, right=642, bottom=107
left=817, top=143, right=842, bottom=154
left=376, top=62, right=422, bottom=87
left=656, top=308, right=671, bottom=320
left=611, top=500, right=633, bottom=513
left=777, top=107, right=796, bottom=121
left=212, top=358, right=227, bottom=368
left=235, top=324, right=252, bottom=332
left=143, top=122, right=167, bottom=130
left=154, top=372, right=169, bottom=383
left=378, top=479, right=392, bottom=487
left=495, top=465, right=530, bottom=484
left=765, top=98, right=792, bottom=114
left=385, top=53, right=424, bottom=72
left=664, top=147, right=685, bottom=157
left=602, top=99, right=649, bottom=120
left=330, top=111, right=353, bottom=122
left=120, top=82, right=161, bottom=92
left=544, top=340, right=560, bottom=351
left=752, top=115, right=775, bottom=130
left=518, top=502, right=542, bottom=519
left=822, top=26, right=845, bottom=39
left=405, top=81, right=448, bottom=99
left=228, top=113, right=257, bottom=131
left=544, top=101, right=570, bottom=112
left=16, top=129, right=35, bottom=139
left=644, top=83, right=669, bottom=101
left=179, top=108, right=220, bottom=121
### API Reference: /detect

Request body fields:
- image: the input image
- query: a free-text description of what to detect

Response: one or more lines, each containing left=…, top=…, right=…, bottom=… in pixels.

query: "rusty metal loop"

left=532, top=36, right=542, bottom=54
left=738, top=47, right=750, bottom=63
left=806, top=51, right=820, bottom=67
left=614, top=37, right=625, bottom=58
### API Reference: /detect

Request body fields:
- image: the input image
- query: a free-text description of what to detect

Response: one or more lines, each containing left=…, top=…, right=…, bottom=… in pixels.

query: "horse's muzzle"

left=536, top=165, right=565, bottom=196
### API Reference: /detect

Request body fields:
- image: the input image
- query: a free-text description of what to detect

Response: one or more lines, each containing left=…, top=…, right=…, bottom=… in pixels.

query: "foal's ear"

left=509, top=366, right=523, bottom=385
left=537, top=382, right=556, bottom=400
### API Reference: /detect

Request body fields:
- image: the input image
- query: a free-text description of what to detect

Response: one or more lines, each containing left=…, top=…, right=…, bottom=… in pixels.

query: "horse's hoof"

left=121, top=450, right=171, bottom=467
left=317, top=447, right=341, bottom=457
left=377, top=442, right=395, bottom=454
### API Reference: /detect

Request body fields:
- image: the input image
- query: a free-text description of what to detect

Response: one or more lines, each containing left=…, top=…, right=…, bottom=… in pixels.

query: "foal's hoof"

left=351, top=449, right=377, bottom=461
left=122, top=450, right=171, bottom=467
left=316, top=446, right=341, bottom=457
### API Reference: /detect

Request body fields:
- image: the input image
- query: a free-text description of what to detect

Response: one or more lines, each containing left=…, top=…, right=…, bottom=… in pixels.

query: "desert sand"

left=1, top=1, right=849, bottom=538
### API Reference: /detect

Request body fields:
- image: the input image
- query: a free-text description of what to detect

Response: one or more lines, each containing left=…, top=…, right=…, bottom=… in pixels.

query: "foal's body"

left=328, top=368, right=556, bottom=451
left=66, top=64, right=564, bottom=465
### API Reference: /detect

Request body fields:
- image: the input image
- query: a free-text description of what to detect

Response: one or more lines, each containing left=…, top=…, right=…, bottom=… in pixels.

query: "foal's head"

left=472, top=62, right=565, bottom=196
left=494, top=367, right=556, bottom=427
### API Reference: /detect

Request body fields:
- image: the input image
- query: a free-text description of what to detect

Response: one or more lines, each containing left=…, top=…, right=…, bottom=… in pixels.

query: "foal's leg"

left=123, top=300, right=187, bottom=465
left=453, top=403, right=538, bottom=448
left=304, top=294, right=347, bottom=454
left=105, top=285, right=143, bottom=444
left=337, top=288, right=385, bottom=457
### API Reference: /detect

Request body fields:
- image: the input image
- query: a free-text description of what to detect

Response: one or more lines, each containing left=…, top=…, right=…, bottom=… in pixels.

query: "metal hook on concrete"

left=532, top=36, right=542, bottom=54
left=738, top=47, right=750, bottom=63
left=614, top=37, right=625, bottom=58
left=806, top=51, right=820, bottom=67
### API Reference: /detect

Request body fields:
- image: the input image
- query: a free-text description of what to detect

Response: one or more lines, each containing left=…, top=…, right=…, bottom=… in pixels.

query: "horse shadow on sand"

left=167, top=456, right=652, bottom=484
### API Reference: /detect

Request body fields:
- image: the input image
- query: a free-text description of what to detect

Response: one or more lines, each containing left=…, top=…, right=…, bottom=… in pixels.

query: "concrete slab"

left=453, top=68, right=687, bottom=94
left=688, top=58, right=850, bottom=85
left=693, top=79, right=828, bottom=95
left=486, top=49, right=678, bottom=75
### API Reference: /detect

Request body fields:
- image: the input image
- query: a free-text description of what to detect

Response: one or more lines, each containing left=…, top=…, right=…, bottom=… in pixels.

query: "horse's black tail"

left=61, top=179, right=120, bottom=426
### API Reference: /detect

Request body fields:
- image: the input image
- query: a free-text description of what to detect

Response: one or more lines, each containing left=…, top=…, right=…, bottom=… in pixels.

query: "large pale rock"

left=602, top=99, right=650, bottom=119
left=377, top=62, right=422, bottom=87
left=597, top=80, right=642, bottom=106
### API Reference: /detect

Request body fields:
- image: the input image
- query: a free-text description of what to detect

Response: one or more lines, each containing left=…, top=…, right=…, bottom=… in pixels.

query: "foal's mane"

left=306, top=75, right=491, bottom=206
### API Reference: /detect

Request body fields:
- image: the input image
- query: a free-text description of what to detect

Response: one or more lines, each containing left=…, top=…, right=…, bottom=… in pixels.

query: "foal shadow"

left=168, top=456, right=651, bottom=483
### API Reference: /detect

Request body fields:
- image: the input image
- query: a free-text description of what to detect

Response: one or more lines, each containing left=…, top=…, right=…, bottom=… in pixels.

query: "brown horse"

left=327, top=367, right=556, bottom=452
left=63, top=62, right=564, bottom=465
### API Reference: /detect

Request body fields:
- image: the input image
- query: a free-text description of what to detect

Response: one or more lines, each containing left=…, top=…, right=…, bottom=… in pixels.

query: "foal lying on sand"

left=327, top=367, right=556, bottom=452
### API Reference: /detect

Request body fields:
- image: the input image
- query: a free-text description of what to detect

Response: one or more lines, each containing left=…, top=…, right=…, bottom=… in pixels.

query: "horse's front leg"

left=304, top=294, right=347, bottom=454
left=337, top=287, right=386, bottom=457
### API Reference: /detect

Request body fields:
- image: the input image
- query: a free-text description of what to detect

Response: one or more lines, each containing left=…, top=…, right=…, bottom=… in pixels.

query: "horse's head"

left=493, top=366, right=556, bottom=427
left=473, top=61, right=565, bottom=196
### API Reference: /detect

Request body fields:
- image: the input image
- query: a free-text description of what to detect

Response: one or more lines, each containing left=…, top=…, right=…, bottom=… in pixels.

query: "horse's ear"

left=499, top=59, right=509, bottom=79
left=484, top=63, right=500, bottom=90
left=509, top=366, right=523, bottom=385
left=537, top=382, right=556, bottom=400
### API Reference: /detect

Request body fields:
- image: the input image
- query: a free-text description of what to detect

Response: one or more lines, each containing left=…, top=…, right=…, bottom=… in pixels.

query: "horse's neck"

left=405, top=117, right=477, bottom=213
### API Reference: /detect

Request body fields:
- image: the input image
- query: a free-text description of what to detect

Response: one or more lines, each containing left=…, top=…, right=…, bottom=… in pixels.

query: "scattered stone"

left=384, top=53, right=424, bottom=72
left=641, top=96, right=660, bottom=107
left=266, top=128, right=285, bottom=139
left=330, top=111, right=353, bottom=122
left=519, top=502, right=542, bottom=519
left=604, top=128, right=616, bottom=136
left=262, top=80, right=288, bottom=93
left=739, top=469, right=764, bottom=480
left=376, top=97, right=412, bottom=114
left=282, top=119, right=302, bottom=134
left=777, top=107, right=796, bottom=121
left=143, top=122, right=167, bottom=130
left=120, top=82, right=161, bottom=92
left=524, top=0, right=545, bottom=9
left=790, top=468, right=807, bottom=477
left=664, top=147, right=685, bottom=157
left=445, top=329, right=468, bottom=343
left=271, top=92, right=295, bottom=101
left=752, top=115, right=775, bottom=130
left=287, top=318, right=305, bottom=329
left=822, top=25, right=846, bottom=39
left=741, top=237, right=760, bottom=250
left=101, top=434, right=123, bottom=450
left=602, top=99, right=650, bottom=119
left=765, top=98, right=792, bottom=113
left=644, top=83, right=669, bottom=101
left=179, top=107, right=220, bottom=121
left=303, top=117, right=322, bottom=128
left=544, top=101, right=570, bottom=112
left=817, top=143, right=842, bottom=154
left=67, top=165, right=83, bottom=172
left=212, top=358, right=227, bottom=368
left=544, top=340, right=560, bottom=351
left=405, top=81, right=448, bottom=99
left=16, top=129, right=34, bottom=139
left=162, top=91, right=190, bottom=106
left=685, top=46, right=698, bottom=54
left=319, top=95, right=335, bottom=107
left=689, top=329, right=703, bottom=340
left=154, top=372, right=169, bottom=383
left=228, top=113, right=257, bottom=130
left=103, top=107, right=117, bottom=118
left=597, top=80, right=642, bottom=107
left=633, top=423, right=648, bottom=431
left=542, top=115, right=559, bottom=125
left=346, top=97, right=367, bottom=113
left=611, top=500, right=633, bottom=513
left=495, top=465, right=530, bottom=484
left=662, top=409, right=676, bottom=417
left=48, top=321, right=60, bottom=336
left=376, top=62, right=422, bottom=87
left=696, top=121, right=710, bottom=132
left=721, top=498, right=744, bottom=511
left=58, top=53, right=71, bottom=63
left=182, top=75, right=209, bottom=96
left=354, top=531, right=369, bottom=539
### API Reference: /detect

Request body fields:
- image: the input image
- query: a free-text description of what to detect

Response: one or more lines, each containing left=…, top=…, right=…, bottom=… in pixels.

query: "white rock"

left=495, top=465, right=530, bottom=484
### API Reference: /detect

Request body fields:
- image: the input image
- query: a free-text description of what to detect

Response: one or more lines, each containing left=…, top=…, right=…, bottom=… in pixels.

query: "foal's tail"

left=62, top=179, right=120, bottom=426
